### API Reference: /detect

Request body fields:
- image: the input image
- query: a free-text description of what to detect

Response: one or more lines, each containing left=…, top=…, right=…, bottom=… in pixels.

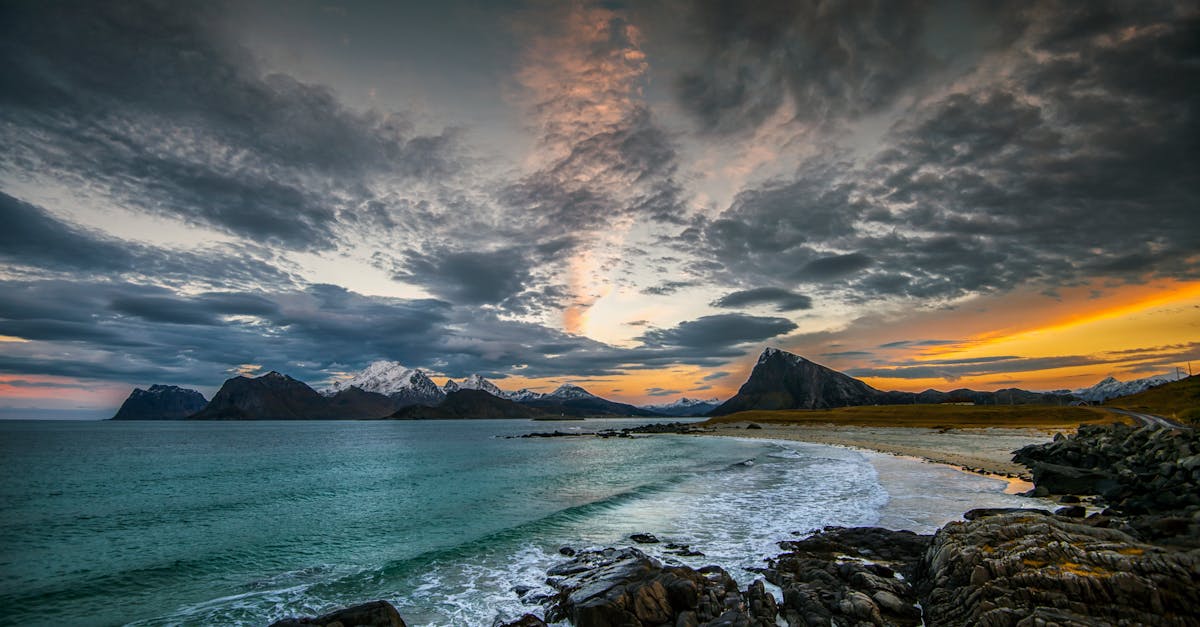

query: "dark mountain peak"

left=758, top=347, right=806, bottom=364
left=709, top=351, right=882, bottom=416
left=111, top=384, right=207, bottom=420
left=189, top=370, right=329, bottom=420
left=550, top=383, right=596, bottom=400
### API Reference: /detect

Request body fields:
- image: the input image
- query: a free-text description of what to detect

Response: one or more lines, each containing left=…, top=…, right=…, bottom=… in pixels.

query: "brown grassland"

left=702, top=404, right=1135, bottom=429
left=1104, top=375, right=1200, bottom=424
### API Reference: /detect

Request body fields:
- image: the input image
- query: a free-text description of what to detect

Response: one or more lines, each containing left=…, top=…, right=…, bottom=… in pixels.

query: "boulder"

left=1029, top=461, right=1120, bottom=495
left=496, top=614, right=548, bottom=627
left=766, top=527, right=929, bottom=627
left=268, top=600, right=406, bottom=627
left=543, top=547, right=776, bottom=627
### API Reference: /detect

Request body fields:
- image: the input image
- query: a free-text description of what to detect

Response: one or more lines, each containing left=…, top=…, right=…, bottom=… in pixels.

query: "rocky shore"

left=510, top=421, right=712, bottom=439
left=271, top=423, right=1200, bottom=626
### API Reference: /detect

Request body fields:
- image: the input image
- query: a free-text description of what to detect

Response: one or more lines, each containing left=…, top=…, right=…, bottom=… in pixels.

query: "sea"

left=0, top=418, right=1043, bottom=626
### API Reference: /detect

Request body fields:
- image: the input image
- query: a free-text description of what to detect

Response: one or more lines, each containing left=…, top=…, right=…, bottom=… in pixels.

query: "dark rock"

left=1030, top=461, right=1121, bottom=495
left=630, top=532, right=660, bottom=544
left=1059, top=494, right=1082, bottom=503
left=495, top=614, right=547, bottom=627
left=765, top=527, right=930, bottom=627
left=963, top=507, right=1051, bottom=520
left=1056, top=505, right=1087, bottom=518
left=1012, top=423, right=1200, bottom=545
left=745, top=423, right=762, bottom=430
left=268, top=600, right=406, bottom=627
left=558, top=546, right=576, bottom=557
left=918, top=512, right=1200, bottom=626
left=542, top=548, right=776, bottom=627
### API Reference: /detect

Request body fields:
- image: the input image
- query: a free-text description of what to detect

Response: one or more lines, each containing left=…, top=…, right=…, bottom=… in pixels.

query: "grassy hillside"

left=702, top=404, right=1130, bottom=429
left=1104, top=375, right=1200, bottom=424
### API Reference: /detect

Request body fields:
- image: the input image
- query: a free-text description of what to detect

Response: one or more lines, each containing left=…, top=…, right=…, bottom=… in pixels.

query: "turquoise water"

left=0, top=419, right=1034, bottom=626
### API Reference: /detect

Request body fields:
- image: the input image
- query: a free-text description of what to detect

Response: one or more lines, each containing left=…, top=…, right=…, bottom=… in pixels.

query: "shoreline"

left=696, top=420, right=1066, bottom=480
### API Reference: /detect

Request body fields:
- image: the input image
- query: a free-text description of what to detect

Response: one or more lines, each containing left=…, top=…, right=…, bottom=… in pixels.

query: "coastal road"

left=1103, top=408, right=1188, bottom=429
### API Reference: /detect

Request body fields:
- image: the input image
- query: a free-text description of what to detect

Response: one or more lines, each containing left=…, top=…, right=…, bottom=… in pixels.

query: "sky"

left=1, top=0, right=1198, bottom=418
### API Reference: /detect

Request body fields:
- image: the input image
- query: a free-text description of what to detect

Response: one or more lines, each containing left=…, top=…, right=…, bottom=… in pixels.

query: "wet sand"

left=703, top=421, right=1071, bottom=479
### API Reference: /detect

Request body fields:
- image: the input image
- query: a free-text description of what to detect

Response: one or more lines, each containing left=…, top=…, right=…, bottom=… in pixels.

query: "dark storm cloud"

left=0, top=192, right=139, bottom=273
left=845, top=355, right=1106, bottom=380
left=0, top=0, right=459, bottom=249
left=822, top=351, right=874, bottom=359
left=645, top=387, right=681, bottom=397
left=710, top=287, right=812, bottom=312
left=879, top=340, right=964, bottom=349
left=667, top=0, right=1025, bottom=134
left=682, top=1, right=1199, bottom=300
left=0, top=192, right=296, bottom=288
left=639, top=314, right=797, bottom=350
left=398, top=248, right=535, bottom=306
left=796, top=253, right=873, bottom=281
left=0, top=277, right=793, bottom=386
left=641, top=281, right=699, bottom=296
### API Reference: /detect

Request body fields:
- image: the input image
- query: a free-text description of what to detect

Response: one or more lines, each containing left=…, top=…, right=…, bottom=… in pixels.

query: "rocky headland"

left=109, top=384, right=207, bottom=420
left=271, top=423, right=1200, bottom=626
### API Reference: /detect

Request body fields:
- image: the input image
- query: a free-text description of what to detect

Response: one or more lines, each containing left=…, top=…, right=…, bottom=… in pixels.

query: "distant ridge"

left=709, top=348, right=1077, bottom=416
left=520, top=383, right=662, bottom=417
left=642, top=397, right=722, bottom=416
left=390, top=389, right=547, bottom=420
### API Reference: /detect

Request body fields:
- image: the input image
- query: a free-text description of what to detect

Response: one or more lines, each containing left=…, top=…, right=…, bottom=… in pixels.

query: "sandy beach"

left=703, top=421, right=1067, bottom=478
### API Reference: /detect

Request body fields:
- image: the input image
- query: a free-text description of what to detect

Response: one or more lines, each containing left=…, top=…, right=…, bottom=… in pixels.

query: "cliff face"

left=189, top=371, right=330, bottom=420
left=709, top=349, right=883, bottom=415
left=110, top=385, right=207, bottom=420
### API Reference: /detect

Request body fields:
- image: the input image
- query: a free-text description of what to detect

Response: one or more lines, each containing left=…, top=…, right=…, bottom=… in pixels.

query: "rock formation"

left=269, top=600, right=407, bottom=627
left=1013, top=423, right=1200, bottom=546
left=110, top=384, right=207, bottom=420
left=542, top=547, right=777, bottom=627
left=710, top=348, right=885, bottom=415
left=919, top=510, right=1200, bottom=626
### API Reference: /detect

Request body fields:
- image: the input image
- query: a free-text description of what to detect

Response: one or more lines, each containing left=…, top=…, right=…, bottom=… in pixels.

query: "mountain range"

left=115, top=361, right=665, bottom=420
left=642, top=397, right=722, bottom=416
left=110, top=352, right=1181, bottom=420
left=710, top=348, right=1085, bottom=416
left=1073, top=374, right=1183, bottom=403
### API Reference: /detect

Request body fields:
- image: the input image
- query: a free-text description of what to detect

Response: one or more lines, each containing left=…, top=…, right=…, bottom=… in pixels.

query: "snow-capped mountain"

left=442, top=374, right=510, bottom=398
left=324, top=361, right=445, bottom=406
left=508, top=389, right=546, bottom=402
left=1074, top=374, right=1180, bottom=403
left=642, top=397, right=722, bottom=417
left=547, top=383, right=597, bottom=400
left=459, top=374, right=507, bottom=397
